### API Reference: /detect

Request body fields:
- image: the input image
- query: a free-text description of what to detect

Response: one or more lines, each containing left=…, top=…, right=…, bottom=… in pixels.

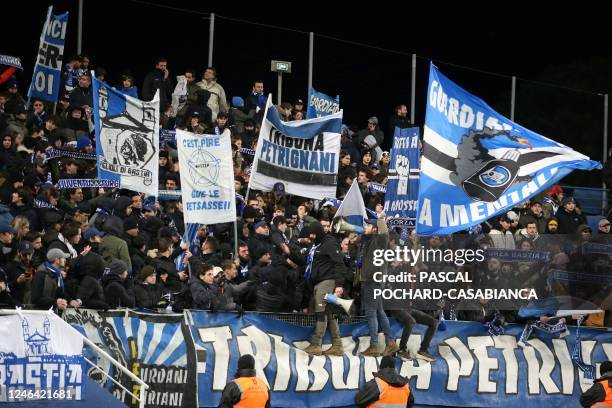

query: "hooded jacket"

left=308, top=222, right=347, bottom=286
left=102, top=269, right=135, bottom=308
left=134, top=280, right=165, bottom=309
left=99, top=216, right=132, bottom=271
left=354, top=367, right=414, bottom=407
left=74, top=252, right=109, bottom=309
left=185, top=90, right=213, bottom=126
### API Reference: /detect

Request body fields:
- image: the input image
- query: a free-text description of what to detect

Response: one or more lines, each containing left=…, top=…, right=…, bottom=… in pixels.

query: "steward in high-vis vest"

left=355, top=356, right=414, bottom=408
left=219, top=354, right=271, bottom=408
left=581, top=361, right=612, bottom=407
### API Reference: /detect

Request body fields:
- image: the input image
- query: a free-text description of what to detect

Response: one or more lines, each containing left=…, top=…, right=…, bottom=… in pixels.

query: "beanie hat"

left=76, top=136, right=92, bottom=149
left=237, top=354, right=255, bottom=370
left=232, top=96, right=245, bottom=107
left=379, top=356, right=396, bottom=369
left=108, top=260, right=128, bottom=276
left=139, top=265, right=156, bottom=282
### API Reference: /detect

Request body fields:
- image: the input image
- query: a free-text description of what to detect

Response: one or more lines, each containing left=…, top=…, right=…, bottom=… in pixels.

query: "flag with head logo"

left=416, top=63, right=601, bottom=236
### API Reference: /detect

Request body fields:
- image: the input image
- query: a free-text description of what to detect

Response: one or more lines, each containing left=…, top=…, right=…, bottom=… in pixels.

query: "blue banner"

left=416, top=64, right=601, bottom=236
left=188, top=311, right=612, bottom=408
left=384, top=127, right=420, bottom=225
left=27, top=6, right=68, bottom=103
left=64, top=309, right=198, bottom=408
left=306, top=87, right=340, bottom=119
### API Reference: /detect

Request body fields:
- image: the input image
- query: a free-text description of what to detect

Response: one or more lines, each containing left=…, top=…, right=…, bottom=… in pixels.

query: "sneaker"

left=361, top=344, right=381, bottom=357
left=415, top=350, right=435, bottom=362
left=382, top=341, right=400, bottom=357
left=397, top=350, right=412, bottom=361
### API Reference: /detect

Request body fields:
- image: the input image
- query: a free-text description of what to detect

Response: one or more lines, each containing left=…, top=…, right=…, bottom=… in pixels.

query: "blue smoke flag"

left=27, top=6, right=69, bottom=102
left=384, top=126, right=420, bottom=226
left=306, top=87, right=340, bottom=119
left=332, top=179, right=367, bottom=233
left=416, top=63, right=602, bottom=236
left=92, top=76, right=160, bottom=195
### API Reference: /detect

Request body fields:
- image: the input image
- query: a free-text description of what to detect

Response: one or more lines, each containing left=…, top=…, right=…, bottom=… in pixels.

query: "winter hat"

left=379, top=356, right=396, bottom=369
left=231, top=96, right=244, bottom=107
left=237, top=354, right=255, bottom=370
left=76, top=136, right=92, bottom=149
left=124, top=218, right=140, bottom=231
left=561, top=196, right=576, bottom=206
left=108, top=260, right=128, bottom=276
left=139, top=265, right=156, bottom=282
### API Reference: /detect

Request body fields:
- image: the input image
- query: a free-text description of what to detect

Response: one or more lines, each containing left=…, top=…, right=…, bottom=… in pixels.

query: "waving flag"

left=416, top=64, right=601, bottom=236
left=332, top=179, right=368, bottom=234
left=249, top=95, right=342, bottom=200
left=306, top=87, right=340, bottom=119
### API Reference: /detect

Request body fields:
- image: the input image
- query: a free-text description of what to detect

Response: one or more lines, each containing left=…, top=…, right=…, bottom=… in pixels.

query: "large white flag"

left=92, top=76, right=159, bottom=195
left=333, top=179, right=368, bottom=233
left=249, top=95, right=342, bottom=200
left=177, top=129, right=236, bottom=224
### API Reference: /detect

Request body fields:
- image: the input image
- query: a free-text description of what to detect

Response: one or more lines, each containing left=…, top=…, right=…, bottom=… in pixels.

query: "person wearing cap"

left=134, top=265, right=166, bottom=309
left=219, top=354, right=270, bottom=408
left=580, top=360, right=612, bottom=407
left=355, top=356, right=413, bottom=408
left=556, top=196, right=587, bottom=234
left=270, top=215, right=290, bottom=256
left=3, top=240, right=35, bottom=304
left=488, top=214, right=517, bottom=249
left=593, top=219, right=612, bottom=244
left=31, top=248, right=70, bottom=310
left=102, top=259, right=135, bottom=308
left=229, top=96, right=255, bottom=134
left=187, top=110, right=206, bottom=134
left=248, top=220, right=276, bottom=265
left=195, top=67, right=227, bottom=121
left=356, top=116, right=385, bottom=149
left=519, top=201, right=549, bottom=234
left=0, top=223, right=17, bottom=264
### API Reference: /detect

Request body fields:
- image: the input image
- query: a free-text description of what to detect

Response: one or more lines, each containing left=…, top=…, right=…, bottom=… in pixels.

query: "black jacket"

left=102, top=272, right=135, bottom=308
left=31, top=264, right=65, bottom=310
left=355, top=368, right=414, bottom=408
left=77, top=275, right=108, bottom=309
left=134, top=281, right=165, bottom=309
left=580, top=374, right=612, bottom=407
left=189, top=278, right=218, bottom=310
left=69, top=86, right=93, bottom=107
left=142, top=69, right=173, bottom=108
left=309, top=233, right=346, bottom=287
left=219, top=369, right=271, bottom=408
left=556, top=208, right=587, bottom=234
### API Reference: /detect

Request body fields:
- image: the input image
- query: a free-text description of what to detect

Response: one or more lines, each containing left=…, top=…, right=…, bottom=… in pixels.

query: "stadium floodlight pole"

left=77, top=0, right=83, bottom=55
left=411, top=54, right=416, bottom=124
left=604, top=93, right=609, bottom=212
left=308, top=32, right=314, bottom=93
left=511, top=76, right=516, bottom=121
left=208, top=13, right=215, bottom=66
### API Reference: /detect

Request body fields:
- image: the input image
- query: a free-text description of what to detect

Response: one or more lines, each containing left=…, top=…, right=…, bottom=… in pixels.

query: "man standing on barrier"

left=358, top=214, right=399, bottom=357
left=303, top=221, right=346, bottom=356
left=355, top=355, right=414, bottom=407
left=219, top=354, right=270, bottom=408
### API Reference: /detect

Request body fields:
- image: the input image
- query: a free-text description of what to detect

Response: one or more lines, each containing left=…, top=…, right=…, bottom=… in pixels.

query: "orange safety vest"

left=592, top=380, right=612, bottom=407
left=366, top=377, right=410, bottom=408
left=233, top=376, right=269, bottom=408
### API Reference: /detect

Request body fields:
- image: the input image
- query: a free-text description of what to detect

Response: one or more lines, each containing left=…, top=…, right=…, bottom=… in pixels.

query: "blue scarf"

left=303, top=244, right=319, bottom=279
left=44, top=261, right=64, bottom=289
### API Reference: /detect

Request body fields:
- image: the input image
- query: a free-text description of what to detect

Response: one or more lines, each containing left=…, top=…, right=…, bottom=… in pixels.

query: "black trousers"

left=391, top=309, right=438, bottom=352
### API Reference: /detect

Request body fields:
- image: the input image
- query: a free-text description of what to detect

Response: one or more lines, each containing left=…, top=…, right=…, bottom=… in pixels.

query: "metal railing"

left=0, top=309, right=149, bottom=408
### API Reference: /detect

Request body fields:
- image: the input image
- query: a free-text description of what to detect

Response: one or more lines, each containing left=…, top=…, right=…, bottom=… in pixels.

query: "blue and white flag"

left=0, top=313, right=84, bottom=401
left=384, top=126, right=420, bottom=227
left=177, top=129, right=236, bottom=224
left=176, top=222, right=201, bottom=272
left=306, top=87, right=340, bottom=119
left=249, top=95, right=342, bottom=200
left=416, top=64, right=602, bottom=236
left=27, top=6, right=68, bottom=103
left=92, top=76, right=159, bottom=195
left=333, top=179, right=367, bottom=233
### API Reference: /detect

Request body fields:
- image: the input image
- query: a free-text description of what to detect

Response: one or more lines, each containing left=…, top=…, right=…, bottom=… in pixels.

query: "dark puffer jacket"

left=134, top=281, right=165, bottom=309
left=102, top=270, right=135, bottom=308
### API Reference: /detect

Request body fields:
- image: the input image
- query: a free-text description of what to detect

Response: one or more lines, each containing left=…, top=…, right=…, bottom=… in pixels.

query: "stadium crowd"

left=0, top=54, right=610, bottom=338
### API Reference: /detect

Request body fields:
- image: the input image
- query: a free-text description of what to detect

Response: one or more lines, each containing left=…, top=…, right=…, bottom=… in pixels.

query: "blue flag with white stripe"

left=384, top=127, right=420, bottom=227
left=92, top=76, right=160, bottom=195
left=306, top=87, right=340, bottom=119
left=176, top=223, right=200, bottom=272
left=27, top=6, right=68, bottom=102
left=416, top=64, right=602, bottom=236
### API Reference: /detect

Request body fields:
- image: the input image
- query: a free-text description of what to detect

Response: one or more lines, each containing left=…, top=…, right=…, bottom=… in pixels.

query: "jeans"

left=366, top=309, right=394, bottom=346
